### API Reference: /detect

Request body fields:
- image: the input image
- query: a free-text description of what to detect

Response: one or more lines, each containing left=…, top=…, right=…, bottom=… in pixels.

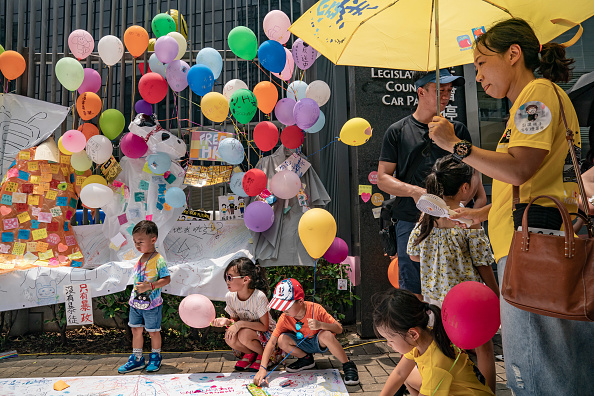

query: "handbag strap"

left=512, top=82, right=594, bottom=237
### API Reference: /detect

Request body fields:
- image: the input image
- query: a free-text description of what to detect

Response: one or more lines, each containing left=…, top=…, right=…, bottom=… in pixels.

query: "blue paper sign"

left=18, top=170, right=30, bottom=181
left=139, top=180, right=149, bottom=191
left=1, top=194, right=12, bottom=205
left=17, top=229, right=30, bottom=240
left=31, top=220, right=40, bottom=229
left=2, top=232, right=13, bottom=242
left=57, top=197, right=68, bottom=206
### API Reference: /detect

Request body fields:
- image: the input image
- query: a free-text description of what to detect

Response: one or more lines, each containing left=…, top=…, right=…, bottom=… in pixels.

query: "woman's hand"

left=225, top=324, right=239, bottom=341
left=253, top=367, right=268, bottom=386
left=450, top=206, right=489, bottom=227
left=210, top=317, right=232, bottom=327
left=428, top=116, right=459, bottom=152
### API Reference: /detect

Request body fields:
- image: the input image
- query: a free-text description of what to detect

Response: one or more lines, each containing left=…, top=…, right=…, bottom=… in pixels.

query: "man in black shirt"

left=377, top=69, right=486, bottom=298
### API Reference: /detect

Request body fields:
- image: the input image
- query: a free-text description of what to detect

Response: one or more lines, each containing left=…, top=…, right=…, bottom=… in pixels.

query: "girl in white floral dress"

left=407, top=155, right=499, bottom=393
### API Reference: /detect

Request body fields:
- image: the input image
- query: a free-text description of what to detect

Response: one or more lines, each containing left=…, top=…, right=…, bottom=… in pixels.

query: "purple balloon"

left=274, top=98, right=296, bottom=126
left=323, top=237, right=349, bottom=263
left=244, top=201, right=274, bottom=232
left=292, top=38, right=318, bottom=71
left=77, top=68, right=101, bottom=94
left=135, top=99, right=153, bottom=115
left=293, top=98, right=320, bottom=130
left=166, top=60, right=190, bottom=92
left=154, top=35, right=179, bottom=64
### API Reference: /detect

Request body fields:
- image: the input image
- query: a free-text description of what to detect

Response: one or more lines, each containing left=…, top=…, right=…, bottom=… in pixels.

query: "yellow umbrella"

left=289, top=0, right=593, bottom=71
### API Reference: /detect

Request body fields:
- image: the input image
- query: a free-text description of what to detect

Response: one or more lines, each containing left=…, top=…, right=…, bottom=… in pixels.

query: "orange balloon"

left=0, top=50, right=26, bottom=80
left=76, top=92, right=102, bottom=120
left=124, top=25, right=149, bottom=58
left=253, top=81, right=278, bottom=114
left=388, top=257, right=399, bottom=288
left=78, top=122, right=100, bottom=141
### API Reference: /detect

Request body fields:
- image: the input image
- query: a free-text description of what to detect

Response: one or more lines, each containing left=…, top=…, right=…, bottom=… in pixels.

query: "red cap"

left=268, top=278, right=305, bottom=311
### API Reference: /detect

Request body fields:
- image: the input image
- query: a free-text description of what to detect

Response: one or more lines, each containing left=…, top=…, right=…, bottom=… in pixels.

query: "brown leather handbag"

left=502, top=85, right=594, bottom=321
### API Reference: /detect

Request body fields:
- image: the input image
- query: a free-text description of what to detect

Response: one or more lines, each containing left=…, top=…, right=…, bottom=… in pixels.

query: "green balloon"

left=229, top=89, right=257, bottom=124
left=152, top=13, right=176, bottom=38
left=55, top=57, right=84, bottom=91
left=0, top=44, right=4, bottom=55
left=99, top=109, right=126, bottom=140
left=228, top=26, right=257, bottom=61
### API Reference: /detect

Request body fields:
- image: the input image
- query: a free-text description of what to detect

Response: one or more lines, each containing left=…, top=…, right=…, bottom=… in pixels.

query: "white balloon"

left=305, top=80, right=331, bottom=107
left=270, top=170, right=301, bottom=199
left=85, top=135, right=113, bottom=164
left=287, top=81, right=308, bottom=102
left=223, top=79, right=248, bottom=101
left=80, top=183, right=114, bottom=208
left=97, top=35, right=124, bottom=66
left=148, top=53, right=167, bottom=78
left=167, top=31, right=187, bottom=61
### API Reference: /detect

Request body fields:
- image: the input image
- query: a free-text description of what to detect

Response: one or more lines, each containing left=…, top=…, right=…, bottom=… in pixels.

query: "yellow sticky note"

left=29, top=175, right=40, bottom=184
left=27, top=242, right=38, bottom=252
left=40, top=164, right=51, bottom=174
left=18, top=151, right=30, bottom=160
left=38, top=250, right=54, bottom=260
left=67, top=184, right=74, bottom=193
left=50, top=164, right=59, bottom=174
left=68, top=251, right=83, bottom=260
left=33, top=260, right=49, bottom=267
left=32, top=228, right=48, bottom=241
left=27, top=162, right=39, bottom=171
left=45, top=190, right=58, bottom=200
left=40, top=173, right=52, bottom=183
left=60, top=155, right=70, bottom=164
left=41, top=182, right=50, bottom=191
left=28, top=195, right=40, bottom=205
left=53, top=380, right=70, bottom=391
left=12, top=242, right=26, bottom=255
left=358, top=185, right=372, bottom=194
left=17, top=212, right=31, bottom=223
left=0, top=263, right=15, bottom=269
left=61, top=166, right=70, bottom=176
left=37, top=241, right=48, bottom=252
left=142, top=162, right=152, bottom=174
left=5, top=182, right=18, bottom=192
left=76, top=176, right=86, bottom=186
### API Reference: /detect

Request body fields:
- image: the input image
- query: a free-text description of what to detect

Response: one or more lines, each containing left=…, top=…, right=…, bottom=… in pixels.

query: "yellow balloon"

left=167, top=31, right=187, bottom=61
left=167, top=9, right=188, bottom=40
left=201, top=92, right=229, bottom=123
left=298, top=208, right=337, bottom=259
left=148, top=38, right=156, bottom=52
left=81, top=175, right=108, bottom=190
left=58, top=136, right=73, bottom=155
left=339, top=117, right=372, bottom=146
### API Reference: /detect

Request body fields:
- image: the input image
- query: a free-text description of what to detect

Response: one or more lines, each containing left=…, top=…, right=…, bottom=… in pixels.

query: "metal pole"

left=434, top=0, right=440, bottom=116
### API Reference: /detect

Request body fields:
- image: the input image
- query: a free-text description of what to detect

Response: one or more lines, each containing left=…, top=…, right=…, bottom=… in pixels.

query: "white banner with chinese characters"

left=64, top=283, right=94, bottom=326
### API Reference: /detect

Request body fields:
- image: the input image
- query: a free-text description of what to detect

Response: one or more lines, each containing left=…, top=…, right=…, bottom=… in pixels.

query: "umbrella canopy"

left=567, top=71, right=594, bottom=127
left=289, top=0, right=594, bottom=71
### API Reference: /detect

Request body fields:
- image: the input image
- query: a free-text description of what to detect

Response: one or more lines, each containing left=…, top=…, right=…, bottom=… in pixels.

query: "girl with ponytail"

left=210, top=257, right=280, bottom=372
left=373, top=289, right=494, bottom=396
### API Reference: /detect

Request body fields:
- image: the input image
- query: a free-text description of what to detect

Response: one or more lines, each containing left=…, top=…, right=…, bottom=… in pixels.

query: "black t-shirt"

left=378, top=115, right=472, bottom=222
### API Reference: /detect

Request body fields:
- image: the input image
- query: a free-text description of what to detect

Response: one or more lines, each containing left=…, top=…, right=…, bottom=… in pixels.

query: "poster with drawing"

left=218, top=194, right=245, bottom=220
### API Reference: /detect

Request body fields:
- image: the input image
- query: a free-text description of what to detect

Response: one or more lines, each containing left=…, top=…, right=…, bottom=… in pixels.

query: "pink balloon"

left=68, top=29, right=94, bottom=60
left=323, top=237, right=349, bottom=263
left=154, top=35, right=179, bottom=64
left=78, top=68, right=102, bottom=94
left=179, top=294, right=216, bottom=328
left=442, top=281, right=501, bottom=350
left=272, top=48, right=294, bottom=81
left=293, top=98, right=320, bottom=130
left=61, top=129, right=87, bottom=153
left=274, top=98, right=296, bottom=126
left=270, top=170, right=301, bottom=199
left=120, top=132, right=148, bottom=158
left=244, top=201, right=275, bottom=232
left=166, top=60, right=190, bottom=92
left=263, top=10, right=291, bottom=44
left=292, top=38, right=318, bottom=70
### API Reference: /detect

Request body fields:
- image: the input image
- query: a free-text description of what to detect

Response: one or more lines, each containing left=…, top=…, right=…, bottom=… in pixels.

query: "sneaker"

left=118, top=355, right=146, bottom=374
left=342, top=360, right=359, bottom=386
left=286, top=354, right=315, bottom=372
left=146, top=353, right=162, bottom=372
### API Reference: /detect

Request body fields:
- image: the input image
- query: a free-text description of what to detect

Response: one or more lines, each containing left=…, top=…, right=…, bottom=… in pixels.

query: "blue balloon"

left=305, top=110, right=326, bottom=133
left=229, top=172, right=248, bottom=196
left=196, top=47, right=223, bottom=79
left=218, top=138, right=245, bottom=165
left=165, top=187, right=186, bottom=208
left=146, top=152, right=172, bottom=175
left=187, top=64, right=214, bottom=96
left=257, top=40, right=287, bottom=73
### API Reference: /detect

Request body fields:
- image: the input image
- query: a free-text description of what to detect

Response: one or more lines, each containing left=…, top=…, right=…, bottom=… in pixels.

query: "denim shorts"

left=396, top=220, right=421, bottom=294
left=282, top=332, right=328, bottom=355
left=128, top=304, right=162, bottom=332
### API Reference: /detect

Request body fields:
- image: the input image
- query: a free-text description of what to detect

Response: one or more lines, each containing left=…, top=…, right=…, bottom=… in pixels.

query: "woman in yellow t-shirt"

left=373, top=289, right=493, bottom=396
left=428, top=17, right=594, bottom=395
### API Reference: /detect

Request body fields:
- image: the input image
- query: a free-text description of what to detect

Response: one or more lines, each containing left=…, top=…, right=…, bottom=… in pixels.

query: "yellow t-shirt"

left=489, top=79, right=580, bottom=261
left=404, top=341, right=494, bottom=396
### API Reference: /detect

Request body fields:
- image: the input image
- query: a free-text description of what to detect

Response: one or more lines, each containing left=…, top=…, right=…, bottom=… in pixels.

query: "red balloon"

left=281, top=125, right=304, bottom=149
left=253, top=121, right=279, bottom=151
left=242, top=168, right=267, bottom=197
left=138, top=72, right=168, bottom=104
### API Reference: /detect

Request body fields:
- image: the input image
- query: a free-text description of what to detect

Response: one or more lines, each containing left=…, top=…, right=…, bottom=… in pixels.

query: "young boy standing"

left=118, top=220, right=171, bottom=374
left=253, top=278, right=359, bottom=386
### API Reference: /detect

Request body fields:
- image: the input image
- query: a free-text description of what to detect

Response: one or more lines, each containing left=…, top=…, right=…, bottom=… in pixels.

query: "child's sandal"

left=246, top=355, right=263, bottom=372
left=234, top=353, right=257, bottom=371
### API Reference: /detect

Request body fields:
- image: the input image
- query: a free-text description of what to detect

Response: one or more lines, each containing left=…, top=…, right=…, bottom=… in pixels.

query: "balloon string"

left=251, top=60, right=288, bottom=92
left=102, top=66, right=110, bottom=113
left=306, top=137, right=339, bottom=158
left=2, top=78, right=6, bottom=94
left=174, top=92, right=232, bottom=126
left=131, top=58, right=136, bottom=122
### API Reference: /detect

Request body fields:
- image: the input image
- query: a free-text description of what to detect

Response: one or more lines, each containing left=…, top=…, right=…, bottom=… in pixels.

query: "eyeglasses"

left=225, top=274, right=243, bottom=282
left=295, top=321, right=304, bottom=340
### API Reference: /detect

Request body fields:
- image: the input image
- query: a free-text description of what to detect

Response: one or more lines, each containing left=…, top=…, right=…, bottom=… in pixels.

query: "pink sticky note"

left=47, top=233, right=61, bottom=245
left=6, top=168, right=18, bottom=179
left=65, top=235, right=76, bottom=246
left=145, top=215, right=153, bottom=221
left=112, top=180, right=123, bottom=188
left=38, top=212, right=53, bottom=223
left=118, top=214, right=128, bottom=225
left=361, top=193, right=371, bottom=203
left=48, top=258, right=59, bottom=266
left=32, top=207, right=41, bottom=217
left=3, top=218, right=18, bottom=230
